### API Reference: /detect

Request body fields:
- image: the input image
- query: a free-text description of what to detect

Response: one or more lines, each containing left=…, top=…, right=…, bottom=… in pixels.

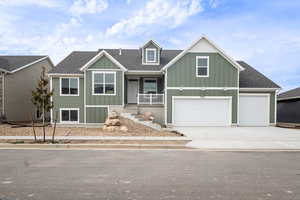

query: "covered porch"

left=124, top=74, right=165, bottom=105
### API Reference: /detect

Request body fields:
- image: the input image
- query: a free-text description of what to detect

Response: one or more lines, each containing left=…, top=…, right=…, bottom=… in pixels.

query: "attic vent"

left=119, top=48, right=122, bottom=55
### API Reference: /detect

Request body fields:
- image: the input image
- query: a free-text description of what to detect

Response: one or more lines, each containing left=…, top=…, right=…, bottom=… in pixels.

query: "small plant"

left=31, top=67, right=54, bottom=142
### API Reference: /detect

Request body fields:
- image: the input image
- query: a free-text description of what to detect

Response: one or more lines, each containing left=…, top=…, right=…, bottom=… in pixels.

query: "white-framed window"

left=60, top=77, right=79, bottom=96
left=92, top=71, right=116, bottom=95
left=143, top=78, right=157, bottom=94
left=60, top=108, right=79, bottom=123
left=145, top=48, right=157, bottom=63
left=196, top=56, right=209, bottom=77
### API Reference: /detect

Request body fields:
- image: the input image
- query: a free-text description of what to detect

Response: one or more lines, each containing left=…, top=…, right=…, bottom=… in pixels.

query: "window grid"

left=92, top=72, right=116, bottom=95
left=196, top=56, right=209, bottom=77
left=60, top=77, right=79, bottom=96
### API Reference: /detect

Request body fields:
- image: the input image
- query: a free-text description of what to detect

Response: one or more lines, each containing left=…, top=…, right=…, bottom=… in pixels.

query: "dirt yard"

left=0, top=117, right=181, bottom=137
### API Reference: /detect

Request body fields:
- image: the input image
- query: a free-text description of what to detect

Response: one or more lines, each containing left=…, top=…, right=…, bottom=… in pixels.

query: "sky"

left=0, top=0, right=300, bottom=91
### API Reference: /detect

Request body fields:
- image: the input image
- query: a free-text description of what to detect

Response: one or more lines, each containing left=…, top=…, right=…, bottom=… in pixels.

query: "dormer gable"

left=141, top=40, right=161, bottom=65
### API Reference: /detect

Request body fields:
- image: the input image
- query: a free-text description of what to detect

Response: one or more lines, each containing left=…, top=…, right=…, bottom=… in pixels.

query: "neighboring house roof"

left=0, top=56, right=48, bottom=73
left=48, top=49, right=182, bottom=74
left=277, top=87, right=300, bottom=101
left=238, top=61, right=280, bottom=89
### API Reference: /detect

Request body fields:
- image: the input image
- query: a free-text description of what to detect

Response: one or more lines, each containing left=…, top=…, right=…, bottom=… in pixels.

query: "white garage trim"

left=238, top=93, right=270, bottom=126
left=172, top=96, right=232, bottom=126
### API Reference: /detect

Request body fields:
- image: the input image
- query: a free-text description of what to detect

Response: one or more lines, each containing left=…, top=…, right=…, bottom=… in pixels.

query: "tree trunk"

left=28, top=113, right=37, bottom=142
left=52, top=111, right=58, bottom=143
left=42, top=107, right=45, bottom=142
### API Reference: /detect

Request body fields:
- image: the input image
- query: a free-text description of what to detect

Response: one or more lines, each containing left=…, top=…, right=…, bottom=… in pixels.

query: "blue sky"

left=0, top=0, right=300, bottom=91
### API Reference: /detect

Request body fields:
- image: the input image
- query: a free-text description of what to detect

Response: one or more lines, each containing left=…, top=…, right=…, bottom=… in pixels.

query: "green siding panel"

left=167, top=53, right=238, bottom=87
left=89, top=55, right=120, bottom=69
left=86, top=107, right=108, bottom=123
left=52, top=77, right=85, bottom=123
left=239, top=91, right=276, bottom=123
left=86, top=71, right=123, bottom=105
left=167, top=89, right=238, bottom=124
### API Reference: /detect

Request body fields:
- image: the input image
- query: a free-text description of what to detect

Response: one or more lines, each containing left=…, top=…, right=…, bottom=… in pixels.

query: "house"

left=277, top=87, right=300, bottom=124
left=48, top=36, right=280, bottom=127
left=0, top=56, right=54, bottom=122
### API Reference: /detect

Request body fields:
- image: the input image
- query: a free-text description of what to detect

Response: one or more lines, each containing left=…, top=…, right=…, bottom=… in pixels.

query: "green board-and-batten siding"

left=52, top=77, right=85, bottom=123
left=86, top=107, right=108, bottom=123
left=167, top=89, right=238, bottom=124
left=86, top=55, right=123, bottom=106
left=239, top=91, right=276, bottom=123
left=167, top=53, right=238, bottom=88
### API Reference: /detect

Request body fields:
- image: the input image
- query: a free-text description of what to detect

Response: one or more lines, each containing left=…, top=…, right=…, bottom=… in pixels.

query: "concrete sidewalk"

left=0, top=135, right=189, bottom=141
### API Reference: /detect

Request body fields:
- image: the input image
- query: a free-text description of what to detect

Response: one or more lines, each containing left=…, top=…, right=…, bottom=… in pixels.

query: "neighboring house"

left=0, top=56, right=54, bottom=122
left=48, top=36, right=280, bottom=127
left=277, top=87, right=300, bottom=124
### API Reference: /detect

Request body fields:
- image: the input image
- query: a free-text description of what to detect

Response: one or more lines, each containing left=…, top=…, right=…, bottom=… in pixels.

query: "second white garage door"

left=173, top=97, right=232, bottom=126
left=239, top=94, right=270, bottom=126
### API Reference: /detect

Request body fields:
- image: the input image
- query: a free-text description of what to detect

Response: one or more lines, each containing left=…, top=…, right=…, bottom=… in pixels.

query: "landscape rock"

left=108, top=111, right=119, bottom=119
left=120, top=125, right=128, bottom=132
left=143, top=111, right=154, bottom=121
left=105, top=118, right=121, bottom=126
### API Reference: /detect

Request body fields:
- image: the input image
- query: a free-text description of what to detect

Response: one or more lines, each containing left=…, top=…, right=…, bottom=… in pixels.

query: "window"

left=145, top=48, right=156, bottom=63
left=196, top=56, right=209, bottom=77
left=92, top=72, right=116, bottom=95
left=60, top=78, right=79, bottom=96
left=60, top=108, right=79, bottom=123
left=143, top=78, right=157, bottom=94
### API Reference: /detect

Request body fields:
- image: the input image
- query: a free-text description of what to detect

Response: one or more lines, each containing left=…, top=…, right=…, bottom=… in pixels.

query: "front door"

left=128, top=79, right=138, bottom=104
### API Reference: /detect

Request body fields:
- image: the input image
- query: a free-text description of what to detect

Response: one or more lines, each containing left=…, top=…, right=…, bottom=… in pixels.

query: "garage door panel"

left=239, top=95, right=269, bottom=126
left=173, top=97, right=231, bottom=126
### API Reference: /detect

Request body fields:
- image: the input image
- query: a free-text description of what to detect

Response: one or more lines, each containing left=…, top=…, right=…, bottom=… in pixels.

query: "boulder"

left=120, top=125, right=128, bottom=132
left=143, top=111, right=154, bottom=121
left=108, top=111, right=119, bottom=119
left=102, top=125, right=119, bottom=132
left=105, top=118, right=121, bottom=126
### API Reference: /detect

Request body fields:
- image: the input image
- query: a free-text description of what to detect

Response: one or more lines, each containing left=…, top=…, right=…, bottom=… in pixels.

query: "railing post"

left=150, top=94, right=152, bottom=105
left=137, top=94, right=139, bottom=105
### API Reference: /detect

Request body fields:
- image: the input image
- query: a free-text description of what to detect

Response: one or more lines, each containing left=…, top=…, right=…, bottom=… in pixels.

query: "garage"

left=239, top=94, right=269, bottom=126
left=172, top=97, right=232, bottom=126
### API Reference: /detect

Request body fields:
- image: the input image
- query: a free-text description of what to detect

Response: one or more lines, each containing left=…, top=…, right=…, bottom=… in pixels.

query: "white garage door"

left=239, top=94, right=269, bottom=126
left=173, top=97, right=232, bottom=126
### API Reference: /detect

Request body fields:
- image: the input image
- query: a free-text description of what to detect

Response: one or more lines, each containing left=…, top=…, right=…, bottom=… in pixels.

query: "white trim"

left=275, top=90, right=277, bottom=124
left=166, top=87, right=238, bottom=90
left=125, top=71, right=162, bottom=75
left=171, top=96, right=232, bottom=126
left=85, top=105, right=109, bottom=108
left=143, top=78, right=158, bottom=94
left=48, top=73, right=84, bottom=77
left=50, top=76, right=53, bottom=123
left=164, top=71, right=168, bottom=125
left=196, top=56, right=209, bottom=77
left=239, top=88, right=280, bottom=92
left=237, top=70, right=240, bottom=125
left=86, top=68, right=122, bottom=71
left=10, top=56, right=48, bottom=73
left=80, top=50, right=127, bottom=72
left=59, top=77, right=80, bottom=96
left=238, top=93, right=270, bottom=126
left=140, top=39, right=162, bottom=50
left=59, top=108, right=80, bottom=124
left=161, top=35, right=244, bottom=72
left=84, top=70, right=86, bottom=123
left=145, top=48, right=157, bottom=63
left=92, top=71, right=116, bottom=96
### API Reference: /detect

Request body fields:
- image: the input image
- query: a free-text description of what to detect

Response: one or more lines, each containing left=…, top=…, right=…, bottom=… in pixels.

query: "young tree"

left=31, top=67, right=53, bottom=142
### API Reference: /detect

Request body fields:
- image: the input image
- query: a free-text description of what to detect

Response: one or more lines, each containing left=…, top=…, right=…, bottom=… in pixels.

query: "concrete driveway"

left=174, top=126, right=300, bottom=149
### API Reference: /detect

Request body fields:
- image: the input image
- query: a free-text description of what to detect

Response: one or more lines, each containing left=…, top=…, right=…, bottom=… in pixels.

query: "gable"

left=89, top=55, right=120, bottom=70
left=162, top=36, right=244, bottom=72
left=142, top=40, right=161, bottom=65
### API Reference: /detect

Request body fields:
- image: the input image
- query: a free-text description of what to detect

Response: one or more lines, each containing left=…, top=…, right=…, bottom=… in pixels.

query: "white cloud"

left=105, top=0, right=203, bottom=37
left=0, top=0, right=60, bottom=7
left=69, top=0, right=108, bottom=16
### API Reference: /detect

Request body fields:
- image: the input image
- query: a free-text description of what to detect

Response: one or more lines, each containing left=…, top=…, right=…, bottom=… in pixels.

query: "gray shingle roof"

left=238, top=61, right=280, bottom=88
left=49, top=50, right=279, bottom=89
left=278, top=87, right=300, bottom=100
left=49, top=49, right=182, bottom=74
left=0, top=56, right=47, bottom=72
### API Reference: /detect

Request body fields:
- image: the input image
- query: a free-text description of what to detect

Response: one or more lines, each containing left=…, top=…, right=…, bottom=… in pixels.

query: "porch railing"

left=137, top=94, right=164, bottom=105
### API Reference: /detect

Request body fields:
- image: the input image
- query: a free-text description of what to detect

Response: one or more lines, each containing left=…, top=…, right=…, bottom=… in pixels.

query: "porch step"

left=120, top=112, right=162, bottom=131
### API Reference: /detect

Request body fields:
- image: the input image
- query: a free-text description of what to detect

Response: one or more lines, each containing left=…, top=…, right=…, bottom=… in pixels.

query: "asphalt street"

left=0, top=150, right=299, bottom=200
